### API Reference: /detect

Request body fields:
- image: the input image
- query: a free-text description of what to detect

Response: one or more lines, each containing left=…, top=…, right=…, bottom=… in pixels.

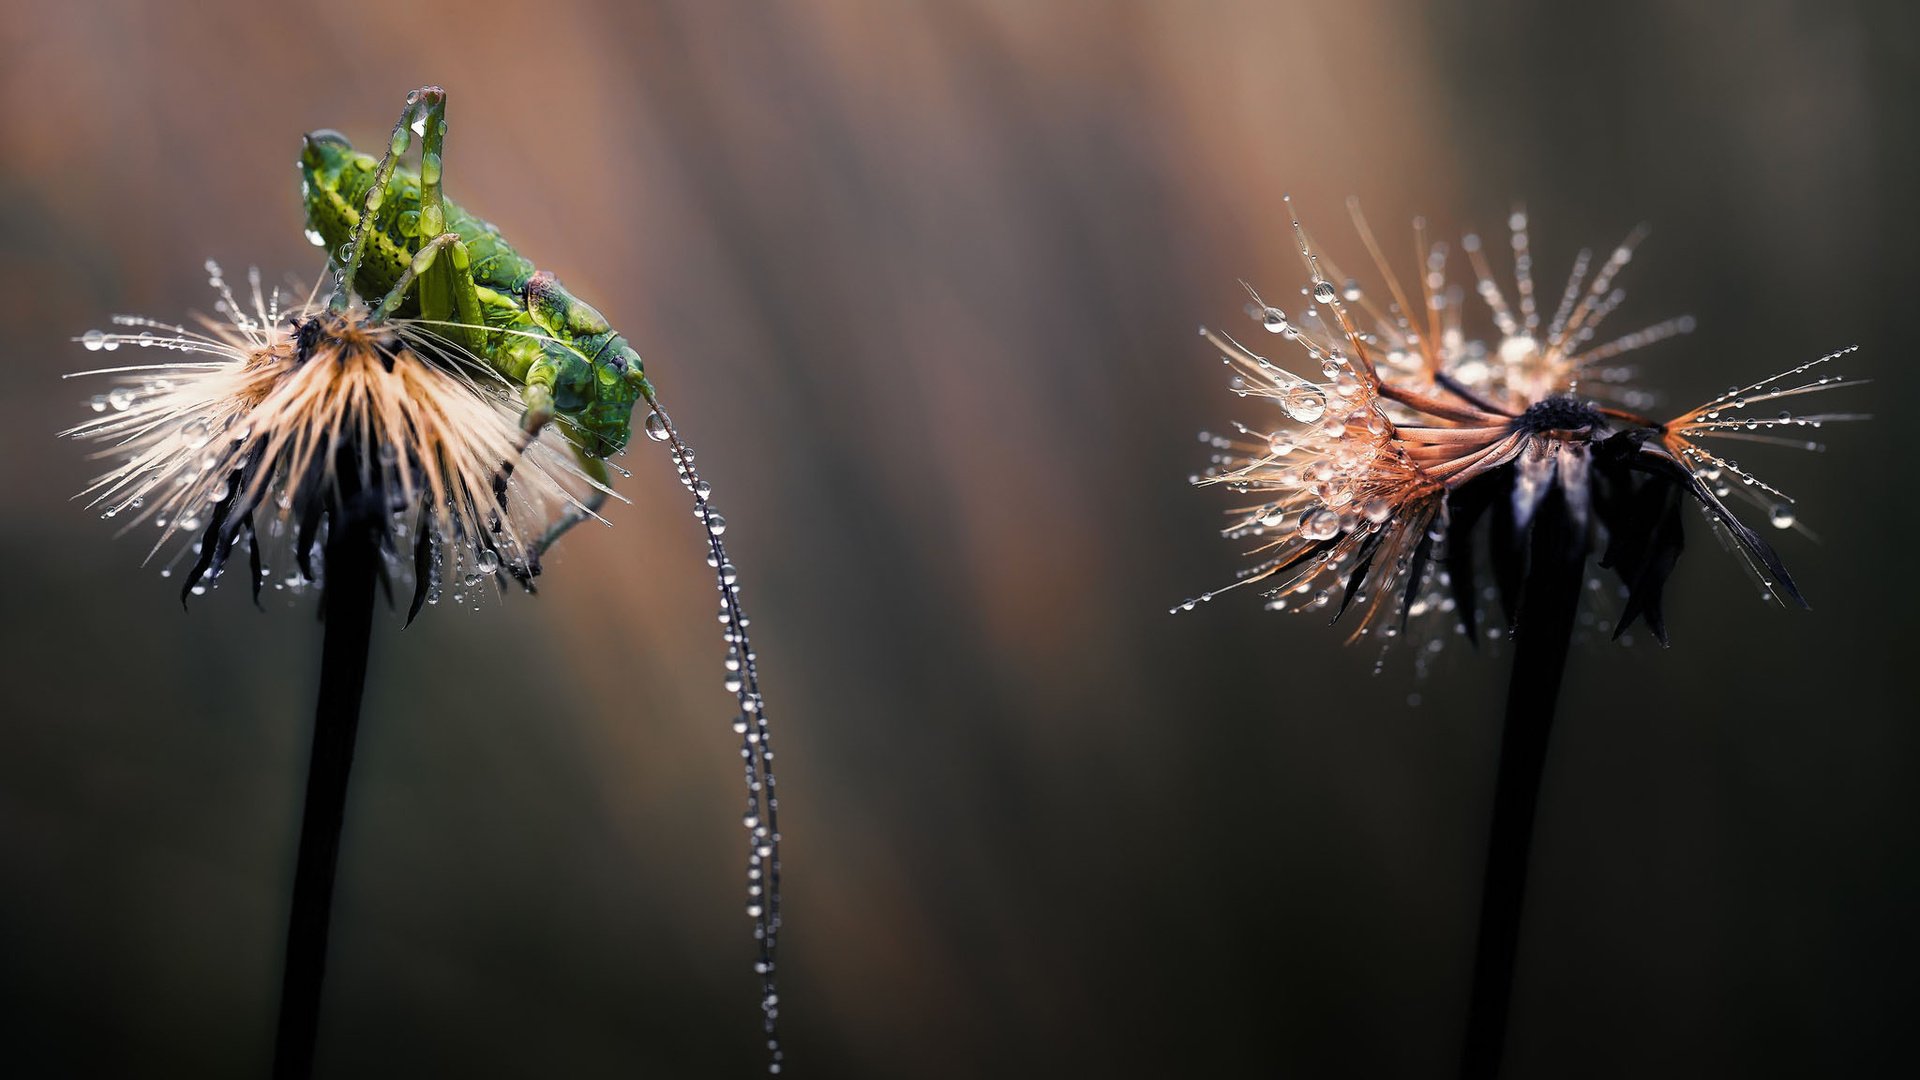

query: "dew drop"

left=82, top=329, right=106, bottom=351
left=1262, top=307, right=1289, bottom=334
left=1312, top=280, right=1337, bottom=305
left=1769, top=504, right=1795, bottom=529
left=644, top=411, right=670, bottom=441
left=708, top=513, right=728, bottom=536
left=1280, top=385, right=1326, bottom=424
left=475, top=549, right=500, bottom=573
left=107, top=387, right=134, bottom=411
left=1299, top=508, right=1341, bottom=541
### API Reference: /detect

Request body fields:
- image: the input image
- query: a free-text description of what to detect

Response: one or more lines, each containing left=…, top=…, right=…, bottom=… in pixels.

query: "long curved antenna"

left=641, top=390, right=785, bottom=1074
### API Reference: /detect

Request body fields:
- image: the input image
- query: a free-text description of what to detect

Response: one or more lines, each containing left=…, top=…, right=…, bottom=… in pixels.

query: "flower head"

left=65, top=262, right=592, bottom=617
left=1183, top=200, right=1863, bottom=648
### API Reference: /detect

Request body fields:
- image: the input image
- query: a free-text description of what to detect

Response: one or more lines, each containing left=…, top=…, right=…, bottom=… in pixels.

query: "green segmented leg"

left=513, top=345, right=612, bottom=566
left=372, top=231, right=480, bottom=343
left=331, top=90, right=422, bottom=313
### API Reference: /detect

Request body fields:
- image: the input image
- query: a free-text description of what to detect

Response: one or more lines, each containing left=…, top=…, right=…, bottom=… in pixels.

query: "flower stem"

left=1460, top=490, right=1588, bottom=1079
left=273, top=486, right=379, bottom=1080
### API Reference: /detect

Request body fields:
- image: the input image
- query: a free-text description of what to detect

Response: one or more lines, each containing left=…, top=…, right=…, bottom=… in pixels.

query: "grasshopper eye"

left=609, top=343, right=643, bottom=375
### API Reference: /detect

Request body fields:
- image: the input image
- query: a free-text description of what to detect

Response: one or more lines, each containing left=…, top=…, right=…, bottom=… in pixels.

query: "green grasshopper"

left=301, top=88, right=784, bottom=1066
left=299, top=85, right=650, bottom=568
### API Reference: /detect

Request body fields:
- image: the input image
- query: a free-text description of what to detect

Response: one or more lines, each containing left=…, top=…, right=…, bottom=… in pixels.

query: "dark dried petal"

left=1633, top=442, right=1806, bottom=609
left=1333, top=530, right=1385, bottom=624
left=181, top=467, right=249, bottom=606
left=244, top=517, right=264, bottom=609
left=406, top=516, right=433, bottom=627
left=1443, top=468, right=1511, bottom=642
left=1489, top=485, right=1527, bottom=631
left=1396, top=531, right=1436, bottom=635
left=1595, top=464, right=1686, bottom=645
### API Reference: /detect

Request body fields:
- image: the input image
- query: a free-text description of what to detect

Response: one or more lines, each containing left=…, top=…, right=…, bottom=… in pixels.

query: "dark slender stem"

left=1460, top=489, right=1588, bottom=1079
left=273, top=505, right=378, bottom=1080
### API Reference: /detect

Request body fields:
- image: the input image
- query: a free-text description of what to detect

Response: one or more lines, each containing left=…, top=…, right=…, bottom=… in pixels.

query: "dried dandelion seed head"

left=1180, top=199, right=1865, bottom=652
left=66, top=262, right=591, bottom=616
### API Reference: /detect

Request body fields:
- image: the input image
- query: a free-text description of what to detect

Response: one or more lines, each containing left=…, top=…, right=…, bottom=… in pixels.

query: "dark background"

left=2, top=1, right=1914, bottom=1076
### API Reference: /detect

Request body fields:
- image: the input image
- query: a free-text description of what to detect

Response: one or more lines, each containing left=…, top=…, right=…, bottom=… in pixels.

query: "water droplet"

left=1342, top=279, right=1362, bottom=302
left=183, top=419, right=212, bottom=449
left=1299, top=508, right=1341, bottom=541
left=1312, top=280, right=1337, bottom=305
left=1769, top=504, right=1795, bottom=529
left=107, top=388, right=134, bottom=411
left=1363, top=497, right=1392, bottom=524
left=82, top=330, right=106, bottom=351
left=708, top=513, right=728, bottom=536
left=304, top=227, right=326, bottom=247
left=88, top=394, right=108, bottom=413
left=1280, top=385, right=1326, bottom=424
left=1261, top=307, right=1289, bottom=334
left=475, top=549, right=500, bottom=573
left=644, top=411, right=670, bottom=441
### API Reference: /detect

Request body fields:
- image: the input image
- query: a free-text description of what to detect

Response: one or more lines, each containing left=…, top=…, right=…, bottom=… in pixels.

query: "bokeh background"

left=2, top=1, right=1914, bottom=1076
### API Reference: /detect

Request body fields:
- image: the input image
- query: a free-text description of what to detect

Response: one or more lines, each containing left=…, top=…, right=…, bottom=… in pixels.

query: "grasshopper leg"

left=332, top=87, right=434, bottom=309
left=370, top=232, right=487, bottom=356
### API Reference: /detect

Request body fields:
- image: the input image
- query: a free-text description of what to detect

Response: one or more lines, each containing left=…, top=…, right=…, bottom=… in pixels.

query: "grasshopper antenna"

left=641, top=390, right=785, bottom=1073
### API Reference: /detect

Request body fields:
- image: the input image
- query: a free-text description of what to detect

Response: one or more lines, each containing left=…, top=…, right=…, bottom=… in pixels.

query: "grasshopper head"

left=299, top=130, right=357, bottom=192
left=299, top=130, right=365, bottom=256
left=578, top=342, right=652, bottom=457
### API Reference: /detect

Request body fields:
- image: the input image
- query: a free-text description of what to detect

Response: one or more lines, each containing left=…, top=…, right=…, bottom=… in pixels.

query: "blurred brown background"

left=1, top=1, right=1914, bottom=1076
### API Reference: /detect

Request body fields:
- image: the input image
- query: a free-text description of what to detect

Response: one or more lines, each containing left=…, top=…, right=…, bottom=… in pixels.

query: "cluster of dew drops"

left=643, top=405, right=785, bottom=1073
left=1169, top=279, right=1394, bottom=619
left=1673, top=347, right=1865, bottom=534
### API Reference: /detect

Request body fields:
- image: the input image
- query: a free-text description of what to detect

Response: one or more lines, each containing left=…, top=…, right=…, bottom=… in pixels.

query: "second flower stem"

left=1460, top=488, right=1588, bottom=1080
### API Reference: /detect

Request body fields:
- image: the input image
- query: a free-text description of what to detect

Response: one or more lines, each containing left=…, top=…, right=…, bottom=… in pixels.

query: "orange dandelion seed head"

left=1180, top=203, right=1864, bottom=654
